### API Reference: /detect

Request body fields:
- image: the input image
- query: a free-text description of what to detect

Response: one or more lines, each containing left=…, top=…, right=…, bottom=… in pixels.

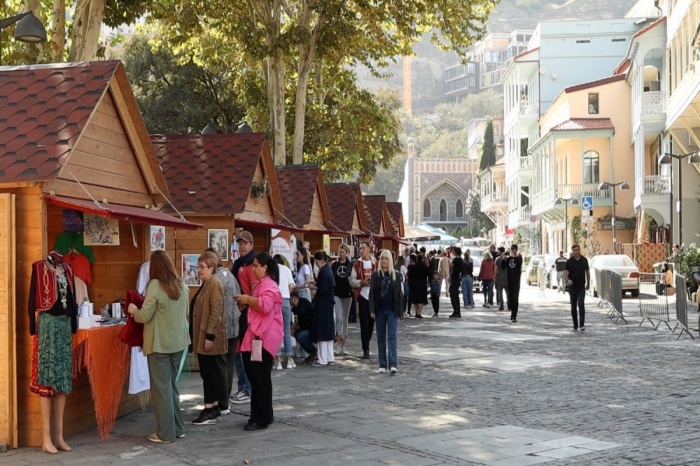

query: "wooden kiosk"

left=362, top=195, right=391, bottom=252
left=0, top=61, right=200, bottom=448
left=386, top=202, right=406, bottom=257
left=324, top=183, right=368, bottom=254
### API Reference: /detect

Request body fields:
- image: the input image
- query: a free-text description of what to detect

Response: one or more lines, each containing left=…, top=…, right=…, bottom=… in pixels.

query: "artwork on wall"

left=83, top=214, right=120, bottom=246
left=208, top=229, right=229, bottom=262
left=150, top=226, right=165, bottom=251
left=181, top=254, right=201, bottom=287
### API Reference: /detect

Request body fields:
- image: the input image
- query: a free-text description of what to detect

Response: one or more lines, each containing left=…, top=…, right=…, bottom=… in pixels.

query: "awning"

left=46, top=195, right=202, bottom=230
left=403, top=223, right=441, bottom=242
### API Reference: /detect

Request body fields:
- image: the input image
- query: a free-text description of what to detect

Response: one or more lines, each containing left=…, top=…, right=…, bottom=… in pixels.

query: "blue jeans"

left=234, top=352, right=251, bottom=396
left=295, top=330, right=317, bottom=355
left=462, top=276, right=474, bottom=306
left=280, top=298, right=293, bottom=356
left=375, top=308, right=398, bottom=369
left=483, top=279, right=494, bottom=305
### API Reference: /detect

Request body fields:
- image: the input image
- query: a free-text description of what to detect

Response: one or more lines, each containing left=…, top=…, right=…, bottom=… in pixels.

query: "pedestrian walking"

left=407, top=253, right=430, bottom=318
left=479, top=253, right=496, bottom=308
left=308, top=250, right=336, bottom=367
left=332, top=244, right=353, bottom=355
left=438, top=251, right=450, bottom=297
left=563, top=245, right=590, bottom=331
left=128, top=251, right=190, bottom=443
left=494, top=247, right=509, bottom=311
left=396, top=256, right=410, bottom=317
left=189, top=251, right=228, bottom=425
left=555, top=251, right=568, bottom=293
left=501, top=244, right=523, bottom=323
left=350, top=241, right=377, bottom=359
left=233, top=253, right=284, bottom=431
left=449, top=247, right=464, bottom=318
left=272, top=255, right=296, bottom=370
left=430, top=272, right=441, bottom=316
left=369, top=250, right=403, bottom=374
left=461, top=250, right=475, bottom=308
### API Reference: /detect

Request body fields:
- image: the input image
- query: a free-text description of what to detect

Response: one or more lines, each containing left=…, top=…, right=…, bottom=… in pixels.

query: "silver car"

left=589, top=254, right=640, bottom=298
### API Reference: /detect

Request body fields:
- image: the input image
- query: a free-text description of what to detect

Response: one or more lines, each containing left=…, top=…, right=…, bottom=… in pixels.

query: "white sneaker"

left=341, top=345, right=348, bottom=355
left=286, top=359, right=296, bottom=369
left=334, top=344, right=340, bottom=355
left=273, top=361, right=283, bottom=371
left=390, top=367, right=397, bottom=375
left=376, top=367, right=387, bottom=373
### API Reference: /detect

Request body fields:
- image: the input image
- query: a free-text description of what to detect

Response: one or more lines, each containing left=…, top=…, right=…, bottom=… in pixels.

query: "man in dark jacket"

left=229, top=231, right=255, bottom=404
left=501, top=244, right=523, bottom=323
left=290, top=291, right=317, bottom=363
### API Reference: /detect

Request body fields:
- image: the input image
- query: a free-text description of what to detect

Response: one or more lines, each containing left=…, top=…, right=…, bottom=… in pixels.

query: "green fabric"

left=134, top=280, right=191, bottom=356
left=147, top=352, right=186, bottom=442
left=37, top=313, right=72, bottom=394
left=54, top=232, right=95, bottom=263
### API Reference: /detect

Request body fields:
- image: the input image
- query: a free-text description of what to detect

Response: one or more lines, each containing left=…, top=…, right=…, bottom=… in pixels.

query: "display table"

left=72, top=325, right=130, bottom=439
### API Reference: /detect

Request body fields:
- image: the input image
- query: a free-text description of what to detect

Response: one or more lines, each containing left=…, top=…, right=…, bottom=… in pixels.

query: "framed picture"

left=150, top=226, right=165, bottom=251
left=83, top=214, right=120, bottom=246
left=181, top=254, right=201, bottom=287
left=208, top=229, right=229, bottom=262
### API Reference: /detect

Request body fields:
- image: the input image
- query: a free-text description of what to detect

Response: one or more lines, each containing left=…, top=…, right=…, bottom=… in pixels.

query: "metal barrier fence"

left=673, top=274, right=695, bottom=339
left=638, top=272, right=672, bottom=331
left=596, top=269, right=626, bottom=323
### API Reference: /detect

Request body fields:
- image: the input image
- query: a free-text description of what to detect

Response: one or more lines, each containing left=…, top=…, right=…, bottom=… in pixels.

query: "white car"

left=589, top=254, right=640, bottom=298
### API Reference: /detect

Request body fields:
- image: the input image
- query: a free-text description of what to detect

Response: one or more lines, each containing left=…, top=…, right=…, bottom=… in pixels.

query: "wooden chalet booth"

left=152, top=133, right=286, bottom=275
left=362, top=195, right=391, bottom=252
left=386, top=202, right=406, bottom=257
left=275, top=165, right=334, bottom=253
left=324, top=183, right=368, bottom=257
left=0, top=61, right=200, bottom=448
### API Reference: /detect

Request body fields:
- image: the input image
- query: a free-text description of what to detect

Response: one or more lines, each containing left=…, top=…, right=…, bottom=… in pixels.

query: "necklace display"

left=57, top=272, right=68, bottom=309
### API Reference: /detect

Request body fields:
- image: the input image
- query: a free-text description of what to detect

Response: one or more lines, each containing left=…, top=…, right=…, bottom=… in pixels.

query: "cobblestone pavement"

left=4, top=284, right=700, bottom=465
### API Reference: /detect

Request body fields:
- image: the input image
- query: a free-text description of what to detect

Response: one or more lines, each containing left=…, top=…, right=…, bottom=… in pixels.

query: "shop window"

left=440, top=199, right=447, bottom=221
left=456, top=199, right=464, bottom=218
left=424, top=199, right=431, bottom=218
left=583, top=151, right=600, bottom=184
left=588, top=93, right=599, bottom=114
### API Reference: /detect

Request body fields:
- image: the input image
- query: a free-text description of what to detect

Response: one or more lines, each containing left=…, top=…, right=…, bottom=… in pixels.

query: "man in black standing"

left=448, top=247, right=464, bottom=318
left=554, top=251, right=568, bottom=293
left=501, top=244, right=523, bottom=323
left=563, top=244, right=590, bottom=331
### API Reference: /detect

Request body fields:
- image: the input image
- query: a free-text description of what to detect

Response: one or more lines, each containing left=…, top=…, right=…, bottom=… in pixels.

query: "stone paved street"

left=4, top=284, right=700, bottom=465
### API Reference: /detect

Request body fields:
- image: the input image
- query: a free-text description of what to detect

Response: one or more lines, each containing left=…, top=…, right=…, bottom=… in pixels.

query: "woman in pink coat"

left=234, top=253, right=284, bottom=431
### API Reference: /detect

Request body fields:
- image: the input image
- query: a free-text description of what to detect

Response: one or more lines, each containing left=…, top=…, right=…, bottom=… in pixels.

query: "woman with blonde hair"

left=369, top=250, right=403, bottom=375
left=128, top=250, right=190, bottom=443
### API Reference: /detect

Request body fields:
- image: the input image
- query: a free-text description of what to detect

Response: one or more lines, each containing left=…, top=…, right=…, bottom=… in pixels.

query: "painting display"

left=150, top=226, right=165, bottom=251
left=181, top=254, right=201, bottom=286
left=83, top=213, right=120, bottom=246
left=208, top=229, right=229, bottom=261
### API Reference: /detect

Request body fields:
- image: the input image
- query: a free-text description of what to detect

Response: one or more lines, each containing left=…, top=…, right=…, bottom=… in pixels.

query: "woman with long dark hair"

left=295, top=247, right=313, bottom=301
left=308, top=250, right=336, bottom=367
left=234, top=253, right=284, bottom=431
left=407, top=253, right=430, bottom=318
left=128, top=250, right=191, bottom=443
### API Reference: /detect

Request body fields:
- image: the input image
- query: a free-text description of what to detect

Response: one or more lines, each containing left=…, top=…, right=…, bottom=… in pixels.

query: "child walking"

left=430, top=272, right=441, bottom=317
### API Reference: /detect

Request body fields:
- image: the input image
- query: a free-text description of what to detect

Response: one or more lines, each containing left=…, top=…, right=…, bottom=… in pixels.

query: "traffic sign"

left=581, top=196, right=593, bottom=211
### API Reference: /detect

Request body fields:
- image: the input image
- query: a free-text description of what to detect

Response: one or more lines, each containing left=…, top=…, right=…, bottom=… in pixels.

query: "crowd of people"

left=125, top=231, right=599, bottom=443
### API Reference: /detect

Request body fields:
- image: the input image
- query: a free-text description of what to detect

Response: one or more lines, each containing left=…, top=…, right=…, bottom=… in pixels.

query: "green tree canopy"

left=479, top=119, right=496, bottom=171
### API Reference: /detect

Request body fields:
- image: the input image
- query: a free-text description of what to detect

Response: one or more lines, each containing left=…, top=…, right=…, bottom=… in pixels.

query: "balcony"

left=482, top=191, right=508, bottom=212
left=532, top=183, right=612, bottom=215
left=641, top=91, right=667, bottom=115
left=520, top=157, right=532, bottom=170
left=520, top=206, right=532, bottom=221
left=642, top=175, right=670, bottom=194
left=519, top=99, right=539, bottom=116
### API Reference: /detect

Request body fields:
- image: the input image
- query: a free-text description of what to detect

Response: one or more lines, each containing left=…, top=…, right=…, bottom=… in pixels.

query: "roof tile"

left=550, top=118, right=615, bottom=132
left=275, top=165, right=321, bottom=228
left=363, top=195, right=387, bottom=235
left=325, top=183, right=360, bottom=232
left=386, top=202, right=403, bottom=237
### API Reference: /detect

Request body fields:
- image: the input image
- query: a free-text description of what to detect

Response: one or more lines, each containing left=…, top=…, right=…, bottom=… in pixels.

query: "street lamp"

left=597, top=180, right=630, bottom=253
left=0, top=11, right=47, bottom=66
left=554, top=197, right=579, bottom=253
left=659, top=151, right=700, bottom=245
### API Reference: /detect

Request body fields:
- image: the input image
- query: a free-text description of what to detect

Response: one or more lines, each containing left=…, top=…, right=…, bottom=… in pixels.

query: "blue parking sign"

left=581, top=196, right=593, bottom=211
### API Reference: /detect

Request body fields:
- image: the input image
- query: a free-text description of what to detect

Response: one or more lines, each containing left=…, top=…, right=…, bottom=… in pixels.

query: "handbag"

left=251, top=338, right=263, bottom=362
left=118, top=291, right=144, bottom=347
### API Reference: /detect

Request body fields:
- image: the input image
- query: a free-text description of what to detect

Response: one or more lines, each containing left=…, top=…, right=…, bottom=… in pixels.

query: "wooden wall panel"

left=0, top=193, right=16, bottom=448
left=174, top=217, right=235, bottom=288
left=309, top=188, right=326, bottom=229
left=236, top=164, right=276, bottom=224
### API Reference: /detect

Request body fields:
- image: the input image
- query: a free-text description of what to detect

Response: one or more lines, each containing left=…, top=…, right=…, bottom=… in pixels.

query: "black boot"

left=363, top=350, right=370, bottom=359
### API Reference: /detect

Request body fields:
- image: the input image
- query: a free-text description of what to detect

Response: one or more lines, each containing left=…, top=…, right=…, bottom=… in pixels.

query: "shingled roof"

left=275, top=165, right=330, bottom=230
left=152, top=133, right=282, bottom=215
left=363, top=195, right=388, bottom=236
left=0, top=61, right=117, bottom=182
left=549, top=118, right=615, bottom=132
left=386, top=202, right=404, bottom=238
left=325, top=183, right=367, bottom=234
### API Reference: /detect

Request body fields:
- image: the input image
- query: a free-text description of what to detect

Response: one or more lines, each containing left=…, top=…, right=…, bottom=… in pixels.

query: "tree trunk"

left=49, top=0, right=66, bottom=62
left=67, top=0, right=90, bottom=62
left=79, top=0, right=105, bottom=61
left=270, top=48, right=286, bottom=165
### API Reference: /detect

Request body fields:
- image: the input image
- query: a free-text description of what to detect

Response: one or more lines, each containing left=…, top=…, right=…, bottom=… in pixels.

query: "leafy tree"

left=120, top=34, right=246, bottom=134
left=479, top=119, right=496, bottom=171
left=466, top=182, right=494, bottom=234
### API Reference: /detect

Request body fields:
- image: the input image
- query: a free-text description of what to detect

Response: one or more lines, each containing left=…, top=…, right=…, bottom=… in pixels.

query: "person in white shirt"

left=349, top=241, right=377, bottom=359
left=273, top=255, right=296, bottom=370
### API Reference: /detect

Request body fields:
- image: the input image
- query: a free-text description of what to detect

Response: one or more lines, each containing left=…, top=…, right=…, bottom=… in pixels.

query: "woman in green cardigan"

left=128, top=251, right=191, bottom=444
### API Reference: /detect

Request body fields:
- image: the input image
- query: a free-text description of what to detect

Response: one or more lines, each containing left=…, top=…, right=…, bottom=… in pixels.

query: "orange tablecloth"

left=71, top=325, right=130, bottom=439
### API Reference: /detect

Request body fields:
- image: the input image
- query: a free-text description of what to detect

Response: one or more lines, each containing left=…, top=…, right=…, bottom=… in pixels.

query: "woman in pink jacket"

left=234, top=253, right=284, bottom=431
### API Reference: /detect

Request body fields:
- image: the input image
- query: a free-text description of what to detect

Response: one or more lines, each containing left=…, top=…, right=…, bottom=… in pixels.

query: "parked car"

left=526, top=255, right=544, bottom=286
left=461, top=237, right=490, bottom=250
left=466, top=248, right=485, bottom=260
left=471, top=256, right=483, bottom=292
left=589, top=254, right=640, bottom=298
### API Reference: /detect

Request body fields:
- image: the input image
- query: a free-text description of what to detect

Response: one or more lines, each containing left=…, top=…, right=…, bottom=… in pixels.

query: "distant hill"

left=355, top=0, right=640, bottom=114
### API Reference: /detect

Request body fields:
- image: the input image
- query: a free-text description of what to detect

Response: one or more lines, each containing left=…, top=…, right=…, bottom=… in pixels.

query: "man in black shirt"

left=563, top=244, right=590, bottom=331
left=501, top=244, right=523, bottom=322
left=554, top=251, right=568, bottom=293
left=449, top=247, right=464, bottom=318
